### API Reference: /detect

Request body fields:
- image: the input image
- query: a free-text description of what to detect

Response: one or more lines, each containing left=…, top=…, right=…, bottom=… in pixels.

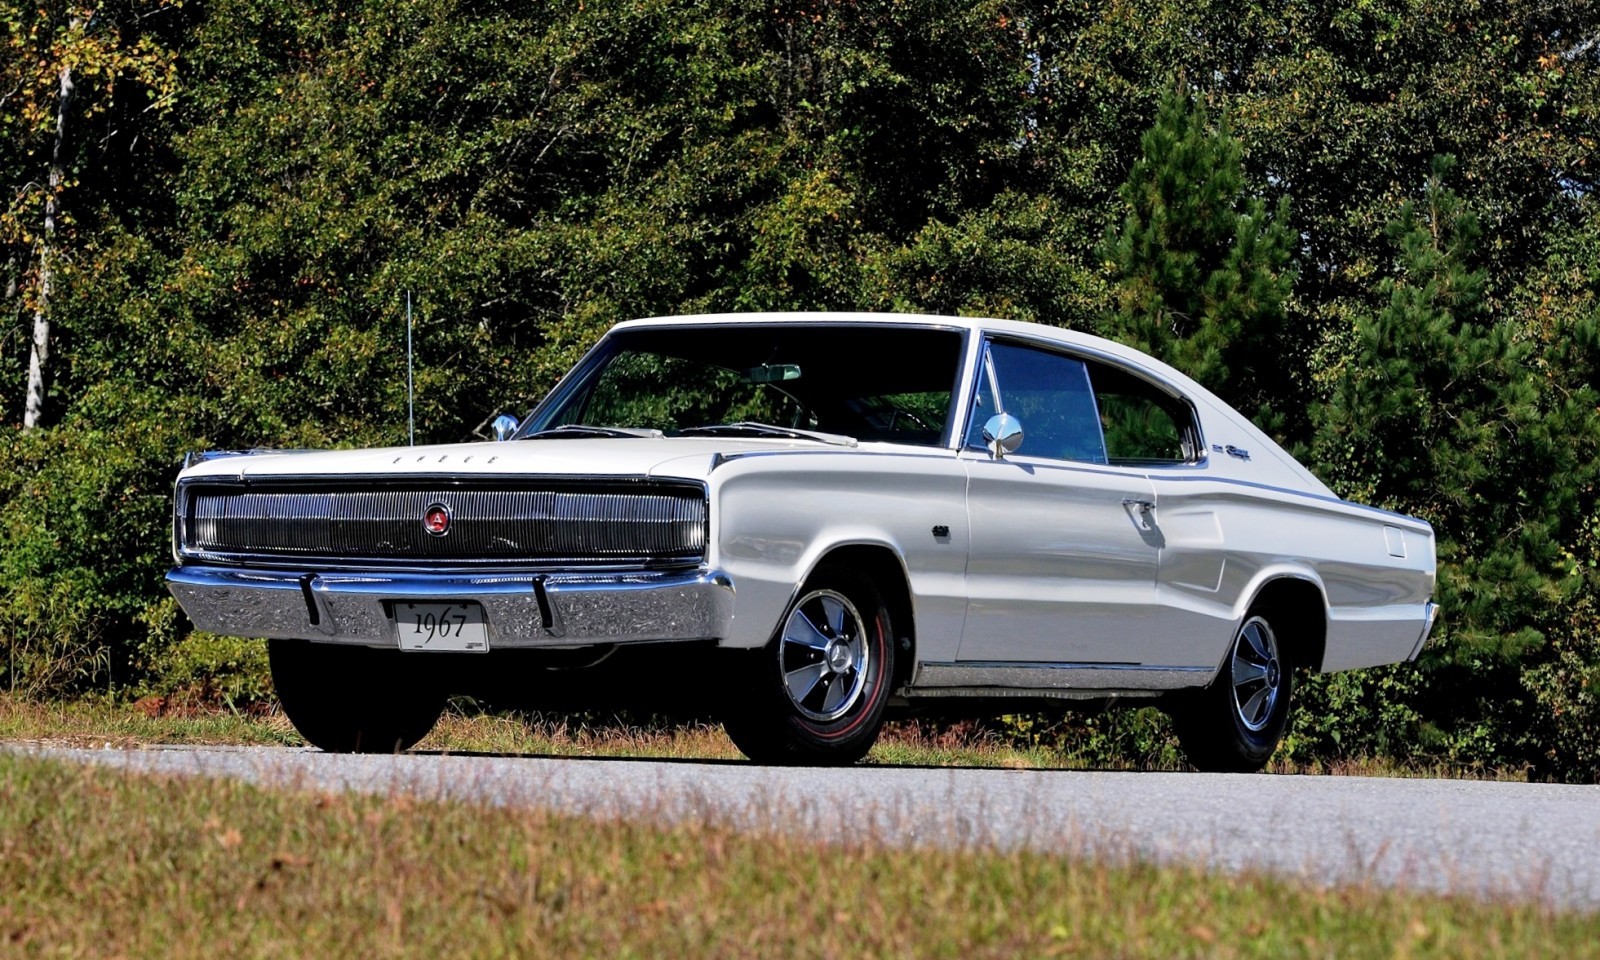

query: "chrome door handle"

left=1122, top=498, right=1156, bottom=530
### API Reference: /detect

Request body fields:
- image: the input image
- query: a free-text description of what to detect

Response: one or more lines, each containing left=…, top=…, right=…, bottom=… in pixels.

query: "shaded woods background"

left=3, top=0, right=1598, bottom=778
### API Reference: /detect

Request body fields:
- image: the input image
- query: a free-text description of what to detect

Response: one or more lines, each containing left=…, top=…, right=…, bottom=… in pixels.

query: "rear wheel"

left=1172, top=613, right=1294, bottom=773
left=722, top=564, right=896, bottom=765
left=269, top=639, right=447, bottom=753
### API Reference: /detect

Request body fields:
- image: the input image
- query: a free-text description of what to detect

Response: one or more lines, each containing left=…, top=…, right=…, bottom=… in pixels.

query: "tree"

left=0, top=1, right=179, bottom=428
left=1314, top=156, right=1600, bottom=765
left=1098, top=86, right=1297, bottom=433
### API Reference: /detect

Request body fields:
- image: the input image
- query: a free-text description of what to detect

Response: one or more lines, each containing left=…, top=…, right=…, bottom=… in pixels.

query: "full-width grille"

left=180, top=482, right=708, bottom=566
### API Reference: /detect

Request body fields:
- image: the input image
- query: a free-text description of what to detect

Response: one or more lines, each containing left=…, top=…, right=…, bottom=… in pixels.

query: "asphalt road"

left=16, top=744, right=1600, bottom=909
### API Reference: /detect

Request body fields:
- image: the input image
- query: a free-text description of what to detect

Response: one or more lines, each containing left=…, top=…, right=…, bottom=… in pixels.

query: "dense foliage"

left=1, top=0, right=1597, bottom=778
left=1099, top=88, right=1298, bottom=433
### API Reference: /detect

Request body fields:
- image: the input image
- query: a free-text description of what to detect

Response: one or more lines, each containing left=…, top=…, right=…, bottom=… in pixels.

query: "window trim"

left=522, top=323, right=973, bottom=448
left=1084, top=360, right=1203, bottom=467
left=960, top=333, right=1208, bottom=469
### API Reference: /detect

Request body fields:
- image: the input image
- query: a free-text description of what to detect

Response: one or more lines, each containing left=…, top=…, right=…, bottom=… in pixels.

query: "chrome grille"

left=181, top=482, right=707, bottom=566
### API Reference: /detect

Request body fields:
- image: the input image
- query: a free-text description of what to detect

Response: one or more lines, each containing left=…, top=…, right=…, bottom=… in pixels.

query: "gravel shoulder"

left=17, top=743, right=1600, bottom=909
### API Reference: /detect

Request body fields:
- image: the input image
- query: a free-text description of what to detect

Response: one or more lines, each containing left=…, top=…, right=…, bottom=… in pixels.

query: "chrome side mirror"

left=982, top=413, right=1024, bottom=459
left=490, top=414, right=520, bottom=442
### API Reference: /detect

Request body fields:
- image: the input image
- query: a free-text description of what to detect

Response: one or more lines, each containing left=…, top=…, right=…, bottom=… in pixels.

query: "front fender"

left=706, top=453, right=969, bottom=660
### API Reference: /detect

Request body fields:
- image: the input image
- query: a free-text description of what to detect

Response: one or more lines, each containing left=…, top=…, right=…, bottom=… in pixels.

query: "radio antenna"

left=405, top=290, right=415, bottom=446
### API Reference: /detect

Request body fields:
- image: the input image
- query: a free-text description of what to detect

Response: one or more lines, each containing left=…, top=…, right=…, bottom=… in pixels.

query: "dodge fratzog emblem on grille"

left=422, top=502, right=452, bottom=537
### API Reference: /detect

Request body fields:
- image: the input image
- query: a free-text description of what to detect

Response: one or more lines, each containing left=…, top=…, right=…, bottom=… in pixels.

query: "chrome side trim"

left=1408, top=601, right=1440, bottom=660
left=1151, top=472, right=1435, bottom=527
left=911, top=660, right=1214, bottom=694
left=901, top=685, right=1163, bottom=702
left=167, top=565, right=735, bottom=648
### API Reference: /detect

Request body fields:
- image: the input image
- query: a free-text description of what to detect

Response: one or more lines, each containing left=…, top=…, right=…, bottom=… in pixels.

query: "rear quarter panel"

left=1152, top=389, right=1436, bottom=675
left=1152, top=475, right=1436, bottom=673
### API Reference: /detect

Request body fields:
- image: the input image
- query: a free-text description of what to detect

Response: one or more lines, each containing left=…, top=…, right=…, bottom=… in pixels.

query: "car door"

left=956, top=339, right=1165, bottom=665
left=1085, top=358, right=1232, bottom=668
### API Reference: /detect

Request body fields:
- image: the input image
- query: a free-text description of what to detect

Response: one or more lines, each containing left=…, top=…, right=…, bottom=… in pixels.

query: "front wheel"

left=722, top=564, right=896, bottom=765
left=1171, top=613, right=1294, bottom=773
left=269, top=639, right=447, bottom=753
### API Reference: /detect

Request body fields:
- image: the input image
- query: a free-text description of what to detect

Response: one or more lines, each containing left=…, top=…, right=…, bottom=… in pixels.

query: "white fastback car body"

left=169, top=313, right=1437, bottom=768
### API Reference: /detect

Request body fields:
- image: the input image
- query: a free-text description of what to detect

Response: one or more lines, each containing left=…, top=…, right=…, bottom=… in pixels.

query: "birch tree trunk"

left=24, top=35, right=77, bottom=431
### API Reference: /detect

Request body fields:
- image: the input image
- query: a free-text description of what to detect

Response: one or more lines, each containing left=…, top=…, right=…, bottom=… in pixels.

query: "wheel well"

left=810, top=544, right=915, bottom=689
left=1249, top=577, right=1328, bottom=673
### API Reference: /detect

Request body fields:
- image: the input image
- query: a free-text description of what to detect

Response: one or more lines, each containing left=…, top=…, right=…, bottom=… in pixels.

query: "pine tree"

left=1315, top=156, right=1599, bottom=666
left=1098, top=86, right=1297, bottom=433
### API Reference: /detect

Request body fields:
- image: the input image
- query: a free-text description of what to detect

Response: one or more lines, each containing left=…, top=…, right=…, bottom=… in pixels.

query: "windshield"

left=521, top=324, right=967, bottom=447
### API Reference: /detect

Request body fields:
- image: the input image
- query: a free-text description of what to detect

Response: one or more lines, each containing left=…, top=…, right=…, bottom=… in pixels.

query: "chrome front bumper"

left=166, top=565, right=736, bottom=649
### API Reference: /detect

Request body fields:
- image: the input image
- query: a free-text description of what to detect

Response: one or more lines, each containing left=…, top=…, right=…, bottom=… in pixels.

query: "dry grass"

left=0, top=695, right=1520, bottom=780
left=421, top=712, right=1063, bottom=767
left=0, top=751, right=1590, bottom=958
left=420, top=708, right=747, bottom=760
left=0, top=695, right=299, bottom=749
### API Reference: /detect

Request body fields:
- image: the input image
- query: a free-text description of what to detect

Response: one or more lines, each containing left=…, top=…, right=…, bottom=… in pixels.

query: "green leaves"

left=1315, top=155, right=1595, bottom=659
left=1099, top=86, right=1299, bottom=431
left=1312, top=155, right=1600, bottom=770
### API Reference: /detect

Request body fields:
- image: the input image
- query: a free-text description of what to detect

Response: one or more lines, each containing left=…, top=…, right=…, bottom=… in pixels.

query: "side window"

left=1085, top=361, right=1197, bottom=464
left=978, top=342, right=1107, bottom=464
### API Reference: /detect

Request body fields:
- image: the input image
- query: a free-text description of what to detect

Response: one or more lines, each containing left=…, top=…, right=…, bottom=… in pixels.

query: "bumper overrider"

left=166, top=565, right=736, bottom=649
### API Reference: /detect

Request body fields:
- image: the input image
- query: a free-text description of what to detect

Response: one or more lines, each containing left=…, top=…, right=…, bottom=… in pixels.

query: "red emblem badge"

left=423, top=503, right=451, bottom=536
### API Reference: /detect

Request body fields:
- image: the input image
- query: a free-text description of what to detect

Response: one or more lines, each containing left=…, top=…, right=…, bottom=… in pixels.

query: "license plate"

left=395, top=602, right=489, bottom=653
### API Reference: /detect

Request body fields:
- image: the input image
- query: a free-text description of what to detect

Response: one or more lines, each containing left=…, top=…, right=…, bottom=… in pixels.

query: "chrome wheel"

left=779, top=588, right=870, bottom=722
left=723, top=563, right=895, bottom=766
left=1229, top=616, right=1282, bottom=733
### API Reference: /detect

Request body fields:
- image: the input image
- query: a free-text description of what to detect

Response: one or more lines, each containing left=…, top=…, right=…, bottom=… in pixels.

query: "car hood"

left=177, top=436, right=852, bottom=484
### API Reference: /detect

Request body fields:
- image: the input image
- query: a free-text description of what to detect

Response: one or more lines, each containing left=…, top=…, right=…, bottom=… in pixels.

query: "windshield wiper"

left=520, top=425, right=664, bottom=440
left=677, top=422, right=857, bottom=447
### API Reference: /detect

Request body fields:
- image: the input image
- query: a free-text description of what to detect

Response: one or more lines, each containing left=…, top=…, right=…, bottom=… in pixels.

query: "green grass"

left=0, top=752, right=1590, bottom=958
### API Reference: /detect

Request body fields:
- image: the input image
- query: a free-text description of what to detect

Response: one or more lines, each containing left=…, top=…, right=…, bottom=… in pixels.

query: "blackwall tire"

left=268, top=639, right=447, bottom=753
left=722, top=564, right=896, bottom=766
left=1172, top=613, right=1294, bottom=773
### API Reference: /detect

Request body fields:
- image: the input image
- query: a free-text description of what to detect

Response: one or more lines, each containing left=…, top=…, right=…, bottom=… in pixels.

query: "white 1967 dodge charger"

left=167, top=313, right=1437, bottom=771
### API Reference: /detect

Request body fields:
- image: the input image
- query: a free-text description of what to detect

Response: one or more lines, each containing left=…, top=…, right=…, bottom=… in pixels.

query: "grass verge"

left=0, top=752, right=1590, bottom=958
left=0, top=695, right=300, bottom=749
left=0, top=695, right=1516, bottom=780
left=0, top=695, right=1056, bottom=766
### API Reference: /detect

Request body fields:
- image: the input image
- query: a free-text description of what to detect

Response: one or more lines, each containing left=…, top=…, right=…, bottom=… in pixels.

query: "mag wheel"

left=1173, top=613, right=1294, bottom=773
left=722, top=564, right=895, bottom=765
left=268, top=638, right=447, bottom=753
